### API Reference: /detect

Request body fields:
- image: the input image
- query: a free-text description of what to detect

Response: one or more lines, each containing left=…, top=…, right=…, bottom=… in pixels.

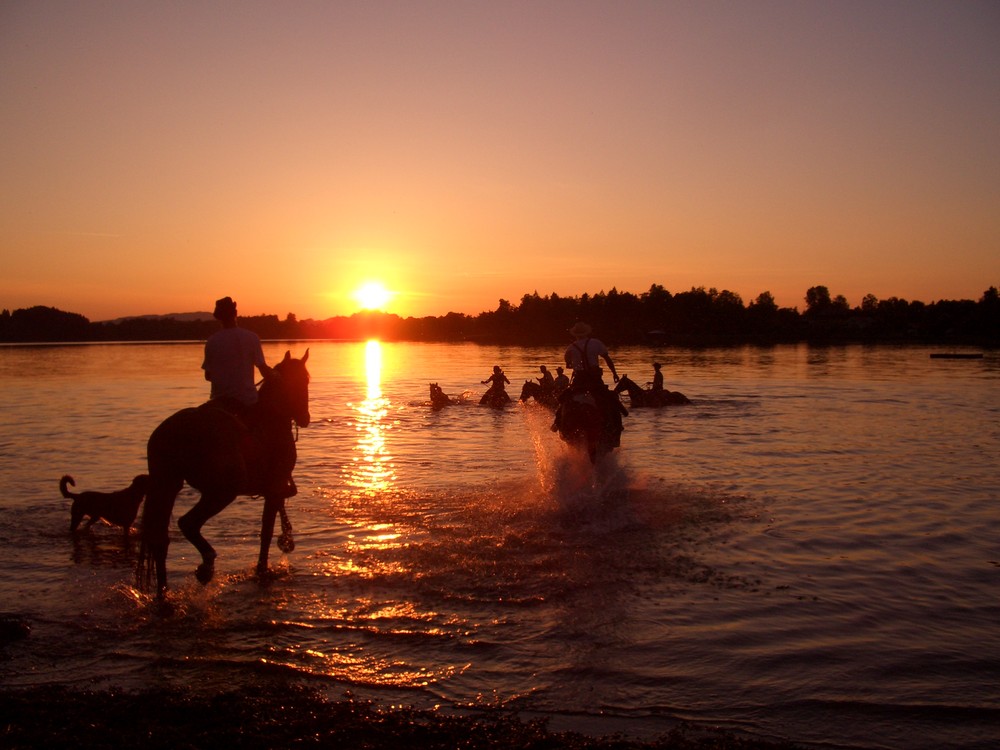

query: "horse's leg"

left=257, top=495, right=282, bottom=577
left=277, top=505, right=294, bottom=552
left=139, top=476, right=182, bottom=598
left=177, top=490, right=237, bottom=584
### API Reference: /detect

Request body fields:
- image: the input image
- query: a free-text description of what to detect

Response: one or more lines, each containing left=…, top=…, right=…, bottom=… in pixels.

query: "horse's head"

left=264, top=349, right=311, bottom=427
left=519, top=380, right=534, bottom=401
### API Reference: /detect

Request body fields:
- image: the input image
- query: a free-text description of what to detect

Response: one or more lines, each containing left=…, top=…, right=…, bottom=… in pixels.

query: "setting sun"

left=354, top=282, right=393, bottom=311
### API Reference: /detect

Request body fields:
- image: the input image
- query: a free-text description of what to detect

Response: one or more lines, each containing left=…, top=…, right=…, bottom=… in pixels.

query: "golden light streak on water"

left=344, top=340, right=397, bottom=498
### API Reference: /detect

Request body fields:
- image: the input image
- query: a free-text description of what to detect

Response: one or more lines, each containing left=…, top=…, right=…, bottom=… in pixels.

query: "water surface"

left=1, top=342, right=997, bottom=749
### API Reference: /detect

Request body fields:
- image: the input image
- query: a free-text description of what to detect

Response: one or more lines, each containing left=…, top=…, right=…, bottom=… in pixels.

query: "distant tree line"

left=2, top=284, right=997, bottom=346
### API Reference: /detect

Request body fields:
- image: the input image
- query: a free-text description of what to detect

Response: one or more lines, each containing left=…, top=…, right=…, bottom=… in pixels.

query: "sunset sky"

left=2, top=1, right=998, bottom=322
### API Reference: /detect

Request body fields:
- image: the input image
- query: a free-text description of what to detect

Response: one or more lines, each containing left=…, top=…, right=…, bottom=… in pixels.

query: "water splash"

left=517, top=404, right=643, bottom=532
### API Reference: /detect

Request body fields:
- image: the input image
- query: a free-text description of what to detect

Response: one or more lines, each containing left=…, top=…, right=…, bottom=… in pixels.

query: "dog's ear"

left=302, top=348, right=309, bottom=364
left=282, top=350, right=292, bottom=363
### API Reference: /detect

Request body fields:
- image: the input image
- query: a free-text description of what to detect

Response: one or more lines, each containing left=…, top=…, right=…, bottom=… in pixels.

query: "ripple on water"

left=2, top=342, right=998, bottom=750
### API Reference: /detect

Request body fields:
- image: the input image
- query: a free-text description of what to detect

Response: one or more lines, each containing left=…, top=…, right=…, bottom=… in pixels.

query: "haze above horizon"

left=2, top=2, right=998, bottom=322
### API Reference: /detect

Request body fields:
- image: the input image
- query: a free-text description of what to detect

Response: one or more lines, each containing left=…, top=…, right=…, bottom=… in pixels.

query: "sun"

left=353, top=281, right=393, bottom=311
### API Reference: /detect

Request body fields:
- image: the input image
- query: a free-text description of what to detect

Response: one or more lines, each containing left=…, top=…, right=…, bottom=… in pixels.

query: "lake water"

left=0, top=341, right=997, bottom=749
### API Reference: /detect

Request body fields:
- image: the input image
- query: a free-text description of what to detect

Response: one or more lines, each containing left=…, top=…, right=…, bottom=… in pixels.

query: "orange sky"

left=2, top=2, right=998, bottom=321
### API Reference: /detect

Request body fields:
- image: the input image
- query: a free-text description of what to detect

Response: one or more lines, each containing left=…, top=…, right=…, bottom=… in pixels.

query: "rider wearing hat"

left=203, top=296, right=274, bottom=409
left=553, top=322, right=627, bottom=444
left=563, top=321, right=619, bottom=388
left=202, top=296, right=296, bottom=499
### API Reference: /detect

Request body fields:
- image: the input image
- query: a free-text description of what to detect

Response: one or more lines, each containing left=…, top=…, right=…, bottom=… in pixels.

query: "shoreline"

left=0, top=684, right=800, bottom=749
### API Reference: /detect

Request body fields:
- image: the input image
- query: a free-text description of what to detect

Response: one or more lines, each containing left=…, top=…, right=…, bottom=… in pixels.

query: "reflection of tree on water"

left=345, top=340, right=396, bottom=498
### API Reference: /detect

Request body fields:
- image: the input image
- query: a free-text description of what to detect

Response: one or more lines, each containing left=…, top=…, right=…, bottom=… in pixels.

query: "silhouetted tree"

left=6, top=282, right=997, bottom=345
left=751, top=291, right=777, bottom=312
left=976, top=286, right=1000, bottom=342
left=3, top=306, right=90, bottom=341
left=805, top=285, right=832, bottom=315
left=747, top=291, right=797, bottom=342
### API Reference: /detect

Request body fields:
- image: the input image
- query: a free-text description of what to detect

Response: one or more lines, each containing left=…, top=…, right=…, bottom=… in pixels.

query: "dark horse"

left=556, top=386, right=626, bottom=463
left=138, top=350, right=310, bottom=598
left=519, top=380, right=558, bottom=409
left=614, top=374, right=690, bottom=407
left=429, top=383, right=453, bottom=409
left=479, top=386, right=510, bottom=408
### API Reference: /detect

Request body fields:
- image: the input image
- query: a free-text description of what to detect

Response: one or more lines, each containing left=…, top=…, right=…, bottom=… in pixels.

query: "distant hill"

left=101, top=311, right=214, bottom=324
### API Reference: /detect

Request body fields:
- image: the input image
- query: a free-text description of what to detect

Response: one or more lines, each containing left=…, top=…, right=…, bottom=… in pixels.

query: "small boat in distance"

left=929, top=352, right=984, bottom=359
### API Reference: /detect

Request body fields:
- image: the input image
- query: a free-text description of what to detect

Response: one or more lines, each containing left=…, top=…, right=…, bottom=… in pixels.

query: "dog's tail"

left=59, top=475, right=76, bottom=499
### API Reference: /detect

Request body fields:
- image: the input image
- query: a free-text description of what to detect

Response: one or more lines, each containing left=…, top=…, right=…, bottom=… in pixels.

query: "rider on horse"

left=202, top=296, right=297, bottom=499
left=553, top=366, right=570, bottom=397
left=480, top=365, right=511, bottom=405
left=537, top=365, right=555, bottom=394
left=648, top=362, right=664, bottom=393
left=552, top=322, right=627, bottom=446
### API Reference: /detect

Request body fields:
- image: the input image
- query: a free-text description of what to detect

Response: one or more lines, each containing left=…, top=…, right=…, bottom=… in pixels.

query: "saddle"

left=199, top=399, right=297, bottom=498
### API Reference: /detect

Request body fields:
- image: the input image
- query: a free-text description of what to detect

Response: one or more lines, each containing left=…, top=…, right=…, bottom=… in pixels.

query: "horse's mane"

left=260, top=353, right=310, bottom=394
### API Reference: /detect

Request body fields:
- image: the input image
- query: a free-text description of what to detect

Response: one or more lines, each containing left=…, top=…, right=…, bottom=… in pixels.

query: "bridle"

left=256, top=369, right=307, bottom=442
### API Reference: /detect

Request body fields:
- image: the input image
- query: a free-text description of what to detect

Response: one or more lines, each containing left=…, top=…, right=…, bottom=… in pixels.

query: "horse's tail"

left=59, top=475, right=76, bottom=499
left=135, top=474, right=182, bottom=594
left=136, top=537, right=155, bottom=591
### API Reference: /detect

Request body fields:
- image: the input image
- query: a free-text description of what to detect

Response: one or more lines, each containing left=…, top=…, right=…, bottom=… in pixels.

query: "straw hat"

left=569, top=321, right=592, bottom=337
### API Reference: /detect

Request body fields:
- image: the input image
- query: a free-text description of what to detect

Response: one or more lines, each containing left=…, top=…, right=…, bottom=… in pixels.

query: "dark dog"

left=60, top=474, right=149, bottom=538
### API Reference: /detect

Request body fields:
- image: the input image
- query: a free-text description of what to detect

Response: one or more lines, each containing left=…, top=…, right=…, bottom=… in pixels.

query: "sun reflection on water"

left=345, top=340, right=397, bottom=497
left=270, top=643, right=456, bottom=688
left=310, top=341, right=474, bottom=690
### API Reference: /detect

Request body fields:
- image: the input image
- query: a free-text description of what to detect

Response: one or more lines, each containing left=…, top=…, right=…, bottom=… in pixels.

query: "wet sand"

left=1, top=684, right=800, bottom=749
